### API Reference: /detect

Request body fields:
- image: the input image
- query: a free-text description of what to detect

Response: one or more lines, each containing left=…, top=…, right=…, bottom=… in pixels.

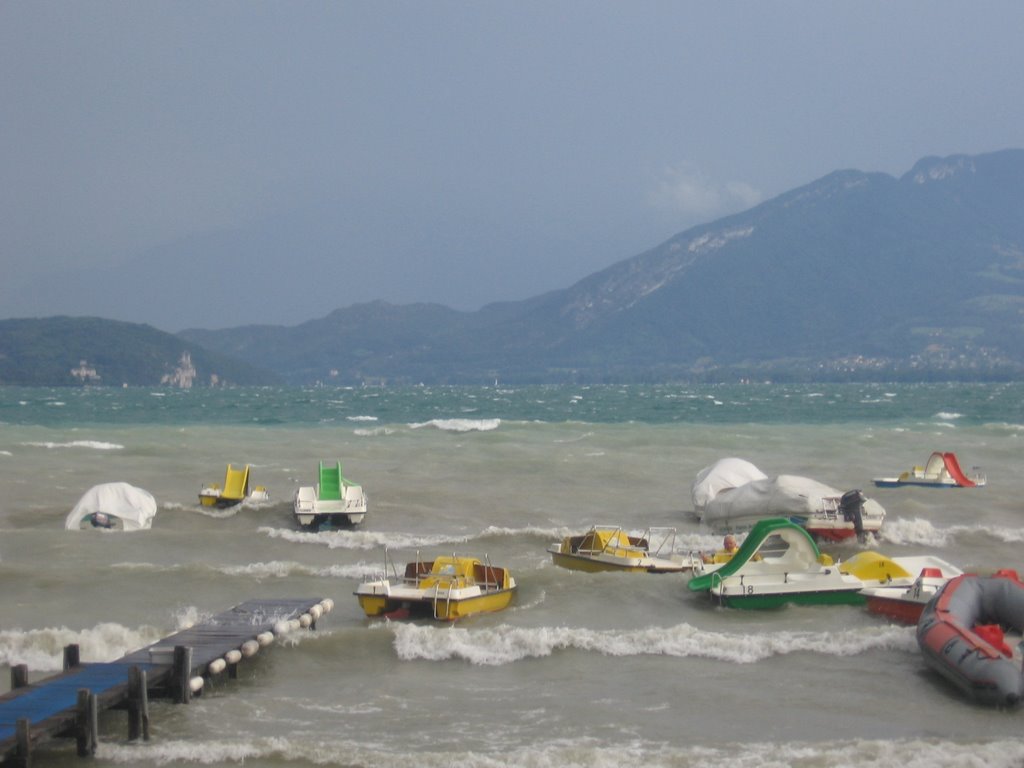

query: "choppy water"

left=3, top=383, right=1024, bottom=767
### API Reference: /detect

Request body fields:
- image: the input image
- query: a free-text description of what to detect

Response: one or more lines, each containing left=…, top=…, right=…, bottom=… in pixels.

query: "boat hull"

left=549, top=550, right=650, bottom=573
left=199, top=494, right=243, bottom=509
left=864, top=594, right=928, bottom=624
left=711, top=587, right=866, bottom=610
left=356, top=588, right=516, bottom=621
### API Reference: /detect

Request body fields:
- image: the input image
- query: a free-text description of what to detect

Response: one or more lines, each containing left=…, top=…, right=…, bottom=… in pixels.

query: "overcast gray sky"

left=2, top=2, right=1023, bottom=331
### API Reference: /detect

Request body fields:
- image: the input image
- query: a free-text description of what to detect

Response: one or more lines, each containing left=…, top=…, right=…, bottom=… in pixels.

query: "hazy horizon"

left=3, top=2, right=1023, bottom=332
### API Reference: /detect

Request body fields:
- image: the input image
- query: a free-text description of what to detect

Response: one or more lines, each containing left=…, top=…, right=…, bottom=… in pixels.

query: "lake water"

left=3, top=383, right=1024, bottom=767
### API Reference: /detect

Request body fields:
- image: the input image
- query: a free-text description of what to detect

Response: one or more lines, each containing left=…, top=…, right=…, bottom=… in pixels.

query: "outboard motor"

left=840, top=489, right=866, bottom=541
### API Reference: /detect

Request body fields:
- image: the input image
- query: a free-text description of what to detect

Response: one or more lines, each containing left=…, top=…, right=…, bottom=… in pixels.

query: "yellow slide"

left=221, top=464, right=251, bottom=502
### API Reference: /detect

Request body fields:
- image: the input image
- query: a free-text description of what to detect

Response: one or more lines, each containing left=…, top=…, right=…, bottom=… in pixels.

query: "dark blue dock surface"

left=0, top=597, right=331, bottom=765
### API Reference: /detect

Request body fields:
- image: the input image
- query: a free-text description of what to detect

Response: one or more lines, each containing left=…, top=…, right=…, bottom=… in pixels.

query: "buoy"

left=240, top=639, right=259, bottom=658
left=225, top=649, right=242, bottom=665
left=288, top=619, right=301, bottom=632
left=299, top=613, right=313, bottom=628
left=208, top=658, right=227, bottom=675
left=256, top=631, right=274, bottom=647
left=189, top=676, right=204, bottom=694
left=309, top=604, right=323, bottom=620
left=321, top=598, right=335, bottom=613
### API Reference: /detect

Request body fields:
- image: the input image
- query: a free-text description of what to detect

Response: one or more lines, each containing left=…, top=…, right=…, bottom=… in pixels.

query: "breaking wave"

left=95, top=736, right=1024, bottom=768
left=390, top=621, right=916, bottom=666
left=0, top=622, right=164, bottom=672
left=881, top=517, right=1024, bottom=547
left=21, top=440, right=124, bottom=450
left=409, top=418, right=501, bottom=432
left=258, top=526, right=471, bottom=550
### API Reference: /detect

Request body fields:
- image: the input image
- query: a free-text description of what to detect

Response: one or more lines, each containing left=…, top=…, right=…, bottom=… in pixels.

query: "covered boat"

left=917, top=571, right=1024, bottom=706
left=293, top=460, right=367, bottom=529
left=355, top=553, right=516, bottom=621
left=199, top=463, right=269, bottom=507
left=873, top=451, right=985, bottom=488
left=64, top=482, right=157, bottom=531
left=548, top=526, right=699, bottom=573
left=692, top=458, right=885, bottom=542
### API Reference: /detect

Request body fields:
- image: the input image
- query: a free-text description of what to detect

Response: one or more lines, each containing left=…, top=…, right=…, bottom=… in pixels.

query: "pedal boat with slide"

left=548, top=525, right=700, bottom=573
left=199, top=463, right=269, bottom=508
left=687, top=517, right=961, bottom=609
left=354, top=553, right=516, bottom=621
left=873, top=451, right=986, bottom=488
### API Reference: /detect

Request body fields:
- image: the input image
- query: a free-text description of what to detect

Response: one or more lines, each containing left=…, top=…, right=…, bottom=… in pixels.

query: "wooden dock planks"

left=0, top=597, right=332, bottom=766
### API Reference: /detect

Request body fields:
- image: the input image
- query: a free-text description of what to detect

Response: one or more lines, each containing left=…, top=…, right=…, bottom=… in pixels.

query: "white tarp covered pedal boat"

left=64, top=482, right=157, bottom=531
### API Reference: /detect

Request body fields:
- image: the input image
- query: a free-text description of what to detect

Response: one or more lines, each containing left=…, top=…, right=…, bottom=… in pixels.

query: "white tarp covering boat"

left=691, top=457, right=767, bottom=515
left=691, top=458, right=885, bottom=541
left=64, top=482, right=157, bottom=531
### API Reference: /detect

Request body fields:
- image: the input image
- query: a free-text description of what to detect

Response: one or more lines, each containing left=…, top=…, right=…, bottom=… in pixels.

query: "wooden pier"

left=0, top=597, right=333, bottom=766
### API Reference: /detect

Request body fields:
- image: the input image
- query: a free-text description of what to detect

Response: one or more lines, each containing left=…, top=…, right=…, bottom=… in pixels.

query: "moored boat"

left=65, top=482, right=158, bottom=531
left=355, top=553, right=516, bottom=621
left=293, top=460, right=367, bottom=529
left=548, top=526, right=699, bottom=573
left=858, top=562, right=963, bottom=624
left=917, top=571, right=1024, bottom=706
left=692, top=458, right=885, bottom=542
left=687, top=518, right=864, bottom=608
left=199, top=464, right=267, bottom=507
left=873, top=451, right=986, bottom=488
left=687, top=518, right=957, bottom=610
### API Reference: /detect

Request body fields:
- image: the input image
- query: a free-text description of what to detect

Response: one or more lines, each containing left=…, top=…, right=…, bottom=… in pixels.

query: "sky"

left=2, top=1, right=1023, bottom=331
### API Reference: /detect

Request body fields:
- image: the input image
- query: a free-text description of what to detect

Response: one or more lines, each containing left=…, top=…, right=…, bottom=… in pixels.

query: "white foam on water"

left=881, top=517, right=1024, bottom=546
left=409, top=418, right=501, bottom=432
left=0, top=622, right=164, bottom=671
left=390, top=621, right=916, bottom=666
left=258, top=526, right=471, bottom=550
left=21, top=440, right=124, bottom=450
left=96, top=735, right=1024, bottom=768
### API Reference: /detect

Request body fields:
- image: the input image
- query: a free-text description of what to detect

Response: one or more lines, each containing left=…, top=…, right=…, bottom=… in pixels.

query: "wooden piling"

left=14, top=718, right=30, bottom=768
left=172, top=646, right=193, bottom=704
left=127, top=666, right=150, bottom=742
left=75, top=689, right=97, bottom=757
left=63, top=644, right=80, bottom=670
left=10, top=664, right=28, bottom=690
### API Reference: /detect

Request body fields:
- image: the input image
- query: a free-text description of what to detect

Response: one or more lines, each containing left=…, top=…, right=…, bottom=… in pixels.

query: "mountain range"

left=3, top=149, right=1023, bottom=386
left=180, top=149, right=1024, bottom=384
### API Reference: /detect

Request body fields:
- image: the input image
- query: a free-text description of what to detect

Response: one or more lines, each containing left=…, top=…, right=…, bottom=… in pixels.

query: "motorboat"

left=859, top=563, right=963, bottom=624
left=354, top=553, right=516, bottom=621
left=917, top=571, right=1024, bottom=706
left=687, top=518, right=955, bottom=609
left=873, top=451, right=986, bottom=488
left=548, top=526, right=700, bottom=573
left=65, top=482, right=157, bottom=531
left=293, top=460, right=367, bottom=529
left=199, top=464, right=269, bottom=507
left=692, top=458, right=885, bottom=542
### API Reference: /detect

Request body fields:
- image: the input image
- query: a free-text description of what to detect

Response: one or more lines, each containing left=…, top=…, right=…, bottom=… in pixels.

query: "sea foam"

left=21, top=440, right=124, bottom=450
left=390, top=622, right=916, bottom=666
left=0, top=622, right=164, bottom=671
left=258, top=526, right=471, bottom=550
left=94, top=736, right=1024, bottom=768
left=409, top=418, right=501, bottom=432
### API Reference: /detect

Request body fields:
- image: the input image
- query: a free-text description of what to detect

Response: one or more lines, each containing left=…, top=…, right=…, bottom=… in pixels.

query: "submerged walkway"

left=0, top=597, right=333, bottom=766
